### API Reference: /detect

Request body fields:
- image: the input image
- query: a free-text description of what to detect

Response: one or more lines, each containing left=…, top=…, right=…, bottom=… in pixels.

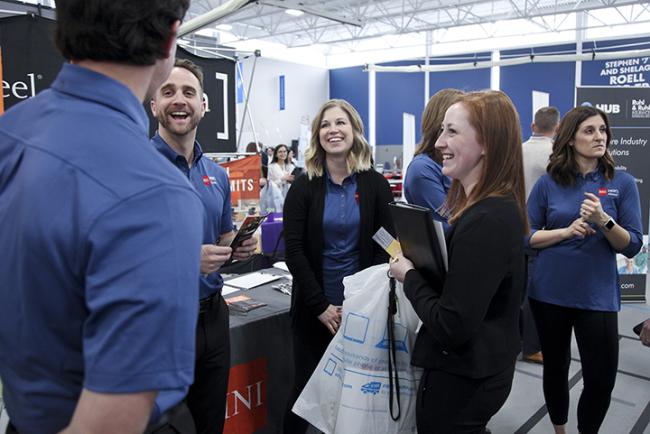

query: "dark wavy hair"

left=55, top=0, right=190, bottom=65
left=271, top=144, right=290, bottom=164
left=547, top=106, right=615, bottom=186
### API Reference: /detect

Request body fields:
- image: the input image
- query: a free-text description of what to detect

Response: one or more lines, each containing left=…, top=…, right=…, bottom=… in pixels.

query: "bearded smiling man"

left=150, top=58, right=257, bottom=434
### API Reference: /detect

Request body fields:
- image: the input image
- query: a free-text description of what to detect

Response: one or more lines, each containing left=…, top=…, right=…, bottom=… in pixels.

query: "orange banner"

left=224, top=357, right=268, bottom=434
left=219, top=155, right=261, bottom=206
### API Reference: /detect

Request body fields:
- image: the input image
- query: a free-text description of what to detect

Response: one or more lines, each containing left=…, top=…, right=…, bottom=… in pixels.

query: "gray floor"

left=1, top=304, right=649, bottom=433
left=490, top=303, right=650, bottom=434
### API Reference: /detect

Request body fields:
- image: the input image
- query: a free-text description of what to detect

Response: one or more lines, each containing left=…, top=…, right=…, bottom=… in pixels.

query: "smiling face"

left=572, top=114, right=608, bottom=163
left=151, top=66, right=206, bottom=137
left=435, top=102, right=485, bottom=192
left=318, top=106, right=355, bottom=158
left=274, top=145, right=288, bottom=163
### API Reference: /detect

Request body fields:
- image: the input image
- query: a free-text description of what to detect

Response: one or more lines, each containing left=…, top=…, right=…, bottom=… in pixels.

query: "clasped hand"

left=318, top=305, right=342, bottom=335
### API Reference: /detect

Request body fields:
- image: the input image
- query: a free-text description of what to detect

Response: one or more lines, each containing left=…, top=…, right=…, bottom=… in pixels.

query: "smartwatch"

left=603, top=218, right=616, bottom=230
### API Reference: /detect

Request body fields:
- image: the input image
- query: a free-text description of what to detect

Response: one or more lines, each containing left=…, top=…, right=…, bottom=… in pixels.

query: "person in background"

left=151, top=58, right=257, bottom=434
left=403, top=88, right=464, bottom=229
left=527, top=106, right=642, bottom=434
left=268, top=143, right=296, bottom=196
left=246, top=141, right=267, bottom=187
left=0, top=1, right=203, bottom=433
left=282, top=99, right=395, bottom=433
left=390, top=90, right=527, bottom=434
left=521, top=106, right=560, bottom=365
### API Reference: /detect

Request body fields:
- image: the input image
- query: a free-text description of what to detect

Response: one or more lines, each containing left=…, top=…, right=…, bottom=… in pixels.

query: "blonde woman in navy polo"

left=527, top=106, right=642, bottom=434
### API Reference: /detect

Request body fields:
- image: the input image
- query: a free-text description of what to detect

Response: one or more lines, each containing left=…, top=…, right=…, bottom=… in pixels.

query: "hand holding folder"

left=388, top=202, right=447, bottom=284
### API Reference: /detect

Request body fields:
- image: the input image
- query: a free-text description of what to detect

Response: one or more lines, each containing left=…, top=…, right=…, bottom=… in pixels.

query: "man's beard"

left=157, top=111, right=201, bottom=136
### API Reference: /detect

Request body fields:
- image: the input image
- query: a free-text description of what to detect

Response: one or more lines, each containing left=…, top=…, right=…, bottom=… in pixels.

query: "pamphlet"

left=226, top=294, right=267, bottom=313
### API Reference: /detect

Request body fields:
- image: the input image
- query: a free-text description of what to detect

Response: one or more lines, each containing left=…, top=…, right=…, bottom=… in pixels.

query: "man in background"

left=0, top=1, right=203, bottom=433
left=150, top=58, right=257, bottom=434
left=522, top=106, right=560, bottom=364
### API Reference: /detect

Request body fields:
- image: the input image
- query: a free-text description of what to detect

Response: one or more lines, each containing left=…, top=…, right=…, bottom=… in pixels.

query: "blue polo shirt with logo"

left=0, top=63, right=204, bottom=433
left=152, top=133, right=233, bottom=299
left=526, top=168, right=642, bottom=311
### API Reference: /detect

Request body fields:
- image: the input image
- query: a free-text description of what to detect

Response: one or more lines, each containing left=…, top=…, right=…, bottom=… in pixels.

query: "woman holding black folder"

left=390, top=90, right=528, bottom=434
left=282, top=99, right=395, bottom=433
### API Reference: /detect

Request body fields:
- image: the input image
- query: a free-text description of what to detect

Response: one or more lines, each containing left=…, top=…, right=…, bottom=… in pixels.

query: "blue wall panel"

left=582, top=37, right=650, bottom=86
left=329, top=65, right=369, bottom=138
left=501, top=44, right=576, bottom=140
left=376, top=60, right=425, bottom=145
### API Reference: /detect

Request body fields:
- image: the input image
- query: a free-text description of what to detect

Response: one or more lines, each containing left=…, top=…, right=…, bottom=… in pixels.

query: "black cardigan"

left=283, top=169, right=395, bottom=325
left=404, top=196, right=525, bottom=378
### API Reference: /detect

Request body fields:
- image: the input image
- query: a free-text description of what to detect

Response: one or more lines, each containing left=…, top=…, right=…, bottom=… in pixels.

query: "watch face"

left=605, top=219, right=615, bottom=230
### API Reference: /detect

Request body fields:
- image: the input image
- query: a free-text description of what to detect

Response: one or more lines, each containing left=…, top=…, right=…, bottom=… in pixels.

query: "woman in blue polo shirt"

left=403, top=88, right=463, bottom=229
left=527, top=106, right=642, bottom=434
left=282, top=99, right=395, bottom=433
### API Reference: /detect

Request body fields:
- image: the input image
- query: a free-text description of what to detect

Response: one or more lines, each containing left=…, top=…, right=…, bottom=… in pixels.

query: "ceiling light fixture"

left=215, top=23, right=233, bottom=31
left=285, top=8, right=304, bottom=17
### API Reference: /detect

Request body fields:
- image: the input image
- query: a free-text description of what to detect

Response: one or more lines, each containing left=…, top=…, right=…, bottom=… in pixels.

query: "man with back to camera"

left=521, top=106, right=560, bottom=364
left=0, top=1, right=205, bottom=433
left=150, top=58, right=258, bottom=434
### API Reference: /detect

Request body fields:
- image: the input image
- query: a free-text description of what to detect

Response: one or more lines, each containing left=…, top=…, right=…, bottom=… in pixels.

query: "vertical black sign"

left=0, top=15, right=62, bottom=111
left=577, top=86, right=650, bottom=302
left=147, top=47, right=237, bottom=153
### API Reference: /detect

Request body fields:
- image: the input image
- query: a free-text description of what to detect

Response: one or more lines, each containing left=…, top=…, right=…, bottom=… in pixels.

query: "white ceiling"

left=181, top=0, right=650, bottom=67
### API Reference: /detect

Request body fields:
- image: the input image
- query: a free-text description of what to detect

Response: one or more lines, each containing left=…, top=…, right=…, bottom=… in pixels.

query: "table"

left=224, top=268, right=294, bottom=434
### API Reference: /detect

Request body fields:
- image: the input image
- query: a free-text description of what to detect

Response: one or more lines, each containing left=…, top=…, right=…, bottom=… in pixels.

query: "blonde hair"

left=305, top=99, right=372, bottom=179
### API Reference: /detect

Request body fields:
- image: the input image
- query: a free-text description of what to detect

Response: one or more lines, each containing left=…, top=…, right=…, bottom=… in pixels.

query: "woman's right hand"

left=563, top=217, right=596, bottom=240
left=318, top=304, right=342, bottom=335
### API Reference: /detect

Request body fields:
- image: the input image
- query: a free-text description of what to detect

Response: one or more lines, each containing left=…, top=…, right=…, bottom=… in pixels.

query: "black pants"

left=529, top=298, right=618, bottom=434
left=521, top=297, right=542, bottom=355
left=416, top=364, right=515, bottom=434
left=187, top=295, right=231, bottom=434
left=282, top=318, right=333, bottom=434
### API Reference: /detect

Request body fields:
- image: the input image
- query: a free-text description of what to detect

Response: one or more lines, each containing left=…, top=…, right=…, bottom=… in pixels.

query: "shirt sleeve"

left=220, top=169, right=234, bottom=233
left=525, top=176, right=548, bottom=248
left=82, top=186, right=203, bottom=394
left=283, top=178, right=330, bottom=317
left=404, top=157, right=449, bottom=223
left=403, top=210, right=513, bottom=349
left=615, top=174, right=643, bottom=258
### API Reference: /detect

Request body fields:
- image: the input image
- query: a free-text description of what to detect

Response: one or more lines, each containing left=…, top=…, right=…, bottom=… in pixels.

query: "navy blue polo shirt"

left=152, top=133, right=233, bottom=299
left=0, top=63, right=204, bottom=433
left=527, top=168, right=642, bottom=311
left=322, top=172, right=360, bottom=305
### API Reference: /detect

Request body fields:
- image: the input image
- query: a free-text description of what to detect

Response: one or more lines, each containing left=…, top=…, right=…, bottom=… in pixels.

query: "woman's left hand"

left=581, top=192, right=609, bottom=227
left=388, top=253, right=414, bottom=283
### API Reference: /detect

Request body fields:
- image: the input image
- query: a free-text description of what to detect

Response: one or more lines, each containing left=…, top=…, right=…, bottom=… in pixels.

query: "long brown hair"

left=415, top=89, right=465, bottom=163
left=444, top=90, right=529, bottom=233
left=305, top=99, right=372, bottom=179
left=547, top=106, right=615, bottom=186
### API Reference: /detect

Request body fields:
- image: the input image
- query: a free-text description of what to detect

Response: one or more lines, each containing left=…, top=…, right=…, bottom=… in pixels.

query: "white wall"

left=236, top=56, right=329, bottom=152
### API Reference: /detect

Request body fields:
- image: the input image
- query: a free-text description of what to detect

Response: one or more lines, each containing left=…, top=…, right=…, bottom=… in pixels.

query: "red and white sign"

left=224, top=357, right=268, bottom=434
left=219, top=155, right=261, bottom=206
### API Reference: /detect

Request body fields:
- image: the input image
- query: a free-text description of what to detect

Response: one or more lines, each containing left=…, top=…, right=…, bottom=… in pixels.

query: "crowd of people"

left=0, top=1, right=647, bottom=434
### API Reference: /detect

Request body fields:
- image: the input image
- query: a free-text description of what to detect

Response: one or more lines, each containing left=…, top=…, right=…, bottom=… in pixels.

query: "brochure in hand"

left=388, top=201, right=447, bottom=283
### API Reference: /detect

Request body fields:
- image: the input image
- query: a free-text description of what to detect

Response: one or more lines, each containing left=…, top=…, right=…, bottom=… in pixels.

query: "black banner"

left=0, top=15, right=61, bottom=113
left=577, top=86, right=650, bottom=302
left=0, top=15, right=236, bottom=152
left=148, top=47, right=237, bottom=153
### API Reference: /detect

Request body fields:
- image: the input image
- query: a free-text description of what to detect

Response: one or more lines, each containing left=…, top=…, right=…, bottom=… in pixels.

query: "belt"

left=199, top=293, right=218, bottom=313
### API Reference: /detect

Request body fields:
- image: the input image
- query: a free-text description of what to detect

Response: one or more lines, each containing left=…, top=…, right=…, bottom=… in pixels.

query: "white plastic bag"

left=293, top=264, right=422, bottom=434
left=259, top=181, right=285, bottom=213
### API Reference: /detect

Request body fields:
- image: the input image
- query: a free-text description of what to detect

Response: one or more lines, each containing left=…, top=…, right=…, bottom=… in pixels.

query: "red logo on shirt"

left=202, top=175, right=217, bottom=186
left=355, top=192, right=360, bottom=203
left=598, top=188, right=607, bottom=197
left=202, top=176, right=211, bottom=186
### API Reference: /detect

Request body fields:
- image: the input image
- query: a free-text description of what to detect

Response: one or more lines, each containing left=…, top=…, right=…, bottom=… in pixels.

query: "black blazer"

left=283, top=169, right=395, bottom=329
left=404, top=196, right=525, bottom=378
